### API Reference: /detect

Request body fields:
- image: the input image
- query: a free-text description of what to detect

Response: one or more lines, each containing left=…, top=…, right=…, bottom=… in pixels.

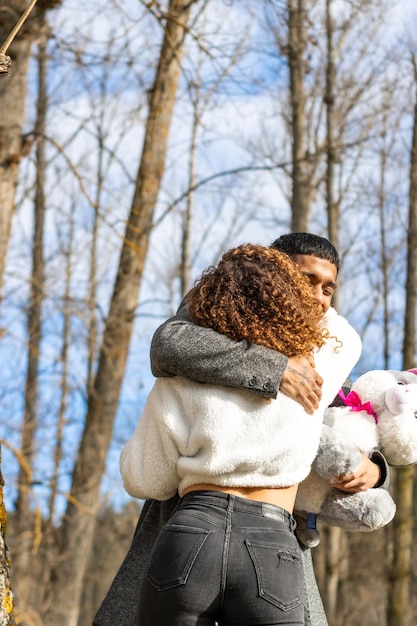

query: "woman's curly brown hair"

left=186, top=244, right=328, bottom=357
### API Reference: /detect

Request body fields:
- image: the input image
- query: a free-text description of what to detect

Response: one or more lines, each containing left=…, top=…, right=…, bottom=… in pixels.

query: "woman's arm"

left=120, top=381, right=180, bottom=501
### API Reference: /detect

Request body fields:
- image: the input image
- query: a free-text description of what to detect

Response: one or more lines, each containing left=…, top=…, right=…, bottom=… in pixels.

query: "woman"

left=120, top=244, right=362, bottom=626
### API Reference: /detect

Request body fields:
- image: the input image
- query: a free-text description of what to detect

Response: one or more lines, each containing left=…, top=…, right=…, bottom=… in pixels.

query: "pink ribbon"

left=337, top=389, right=378, bottom=424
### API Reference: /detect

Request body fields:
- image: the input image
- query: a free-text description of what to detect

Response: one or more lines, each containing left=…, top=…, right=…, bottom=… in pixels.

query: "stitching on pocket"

left=146, top=527, right=210, bottom=591
left=245, top=539, right=302, bottom=611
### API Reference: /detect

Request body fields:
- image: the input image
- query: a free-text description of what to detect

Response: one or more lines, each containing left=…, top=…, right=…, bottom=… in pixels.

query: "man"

left=93, top=233, right=386, bottom=626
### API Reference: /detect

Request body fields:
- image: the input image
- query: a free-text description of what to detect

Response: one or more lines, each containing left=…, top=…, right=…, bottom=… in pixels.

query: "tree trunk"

left=388, top=467, right=415, bottom=626
left=0, top=448, right=15, bottom=625
left=42, top=2, right=197, bottom=625
left=180, top=84, right=199, bottom=297
left=378, top=118, right=390, bottom=369
left=0, top=27, right=32, bottom=294
left=324, top=526, right=344, bottom=625
left=402, top=64, right=417, bottom=373
left=0, top=5, right=60, bottom=622
left=288, top=0, right=310, bottom=232
left=0, top=0, right=60, bottom=292
left=13, top=27, right=47, bottom=611
left=0, top=9, right=21, bottom=587
left=388, top=57, right=417, bottom=626
left=324, top=0, right=339, bottom=311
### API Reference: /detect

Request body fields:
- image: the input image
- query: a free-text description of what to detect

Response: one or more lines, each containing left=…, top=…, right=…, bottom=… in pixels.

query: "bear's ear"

left=388, top=370, right=417, bottom=385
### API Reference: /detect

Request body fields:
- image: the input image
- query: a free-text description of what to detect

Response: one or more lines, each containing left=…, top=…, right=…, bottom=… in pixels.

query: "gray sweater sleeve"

left=150, top=304, right=288, bottom=399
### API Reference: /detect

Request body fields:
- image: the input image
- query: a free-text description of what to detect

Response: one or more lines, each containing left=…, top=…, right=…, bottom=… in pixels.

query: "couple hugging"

left=95, top=233, right=384, bottom=626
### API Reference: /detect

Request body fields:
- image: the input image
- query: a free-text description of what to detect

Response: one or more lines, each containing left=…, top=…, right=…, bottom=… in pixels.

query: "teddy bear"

left=294, top=369, right=417, bottom=548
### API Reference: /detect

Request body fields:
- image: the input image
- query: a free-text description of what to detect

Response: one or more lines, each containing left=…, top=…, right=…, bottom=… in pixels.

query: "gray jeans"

left=136, top=491, right=305, bottom=626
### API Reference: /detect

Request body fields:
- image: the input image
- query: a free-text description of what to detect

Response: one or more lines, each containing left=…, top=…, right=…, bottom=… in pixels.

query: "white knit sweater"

left=120, top=308, right=362, bottom=501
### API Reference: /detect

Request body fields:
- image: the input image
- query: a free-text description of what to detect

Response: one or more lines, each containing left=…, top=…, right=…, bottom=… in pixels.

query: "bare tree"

left=324, top=0, right=337, bottom=248
left=42, top=2, right=198, bottom=624
left=377, top=95, right=394, bottom=370
left=388, top=54, right=417, bottom=626
left=12, top=24, right=48, bottom=611
left=0, top=6, right=54, bottom=621
left=179, top=75, right=199, bottom=297
left=0, top=0, right=62, bottom=293
left=287, top=0, right=311, bottom=231
left=0, top=447, right=15, bottom=625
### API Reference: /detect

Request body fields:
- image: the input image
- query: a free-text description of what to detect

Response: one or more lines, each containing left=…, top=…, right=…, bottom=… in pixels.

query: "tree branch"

left=0, top=0, right=39, bottom=76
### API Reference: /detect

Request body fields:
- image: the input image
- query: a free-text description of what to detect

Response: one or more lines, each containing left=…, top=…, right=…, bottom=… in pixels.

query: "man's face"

left=295, top=254, right=337, bottom=315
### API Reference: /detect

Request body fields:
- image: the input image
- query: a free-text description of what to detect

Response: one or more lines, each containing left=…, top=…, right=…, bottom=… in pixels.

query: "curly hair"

left=186, top=244, right=329, bottom=357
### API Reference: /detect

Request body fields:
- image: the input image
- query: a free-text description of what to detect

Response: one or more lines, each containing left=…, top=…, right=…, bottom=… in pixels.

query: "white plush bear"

left=295, top=369, right=417, bottom=547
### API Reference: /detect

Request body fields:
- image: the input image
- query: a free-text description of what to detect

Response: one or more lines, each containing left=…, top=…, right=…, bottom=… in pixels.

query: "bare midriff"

left=181, top=483, right=298, bottom=514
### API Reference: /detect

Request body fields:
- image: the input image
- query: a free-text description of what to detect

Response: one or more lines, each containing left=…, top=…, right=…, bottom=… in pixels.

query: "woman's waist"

left=181, top=483, right=298, bottom=513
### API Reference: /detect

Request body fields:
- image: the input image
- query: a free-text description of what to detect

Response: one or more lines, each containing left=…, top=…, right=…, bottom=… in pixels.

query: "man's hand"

left=330, top=454, right=381, bottom=492
left=280, top=356, right=323, bottom=415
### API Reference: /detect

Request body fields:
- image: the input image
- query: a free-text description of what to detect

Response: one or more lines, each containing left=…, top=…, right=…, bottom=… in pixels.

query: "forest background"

left=1, top=0, right=417, bottom=625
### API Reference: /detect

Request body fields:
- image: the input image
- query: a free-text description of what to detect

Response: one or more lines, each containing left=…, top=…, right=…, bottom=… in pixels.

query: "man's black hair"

left=270, top=232, right=339, bottom=272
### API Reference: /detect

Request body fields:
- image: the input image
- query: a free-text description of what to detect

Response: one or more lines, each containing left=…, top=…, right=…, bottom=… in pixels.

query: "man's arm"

left=328, top=381, right=389, bottom=491
left=332, top=451, right=388, bottom=491
left=150, top=303, right=323, bottom=411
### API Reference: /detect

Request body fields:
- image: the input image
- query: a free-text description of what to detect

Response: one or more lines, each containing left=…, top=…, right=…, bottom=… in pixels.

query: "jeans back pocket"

left=146, top=525, right=210, bottom=591
left=245, top=539, right=303, bottom=611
